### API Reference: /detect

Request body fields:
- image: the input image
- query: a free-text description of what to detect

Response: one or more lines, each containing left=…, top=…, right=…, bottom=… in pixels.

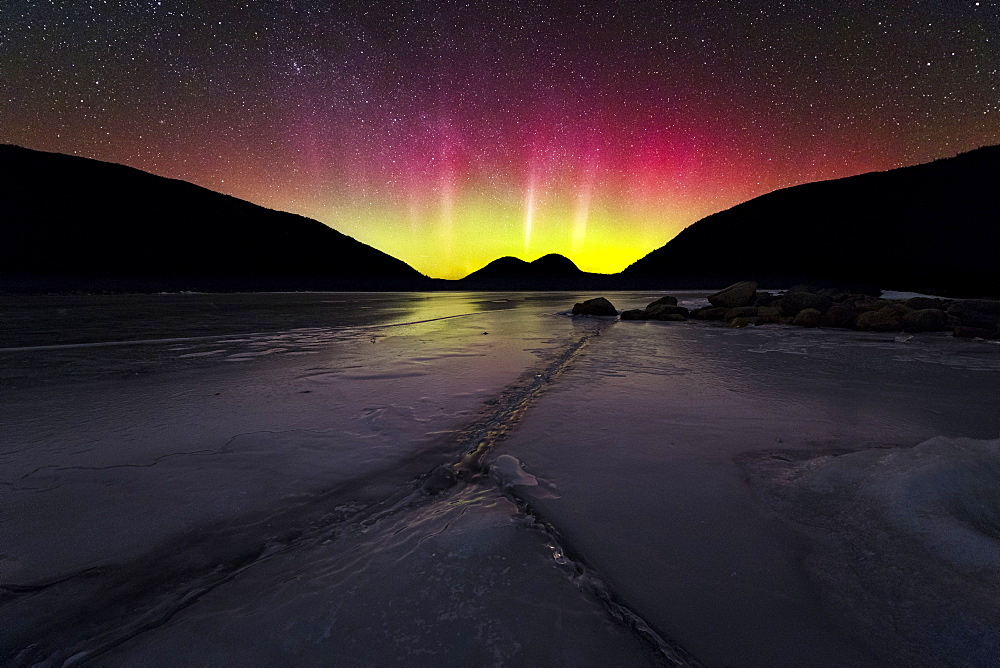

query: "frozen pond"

left=1, top=292, right=999, bottom=665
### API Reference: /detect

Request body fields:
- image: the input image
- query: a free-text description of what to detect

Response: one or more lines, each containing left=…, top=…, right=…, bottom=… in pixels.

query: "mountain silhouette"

left=621, top=145, right=1000, bottom=297
left=7, top=144, right=998, bottom=295
left=1, top=145, right=430, bottom=292
left=457, top=254, right=612, bottom=290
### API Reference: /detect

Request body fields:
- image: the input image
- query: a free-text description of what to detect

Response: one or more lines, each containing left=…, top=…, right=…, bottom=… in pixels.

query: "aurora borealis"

left=3, top=1, right=998, bottom=279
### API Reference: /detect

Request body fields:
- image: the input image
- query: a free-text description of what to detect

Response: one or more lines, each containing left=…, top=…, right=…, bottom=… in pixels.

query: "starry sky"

left=2, top=1, right=998, bottom=279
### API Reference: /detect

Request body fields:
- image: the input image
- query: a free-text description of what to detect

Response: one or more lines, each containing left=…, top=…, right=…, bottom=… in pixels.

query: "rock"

left=690, top=306, right=728, bottom=321
left=754, top=291, right=777, bottom=306
left=947, top=299, right=1000, bottom=328
left=647, top=304, right=690, bottom=320
left=951, top=299, right=1000, bottom=314
left=708, top=281, right=757, bottom=308
left=645, top=295, right=679, bottom=309
left=725, top=306, right=758, bottom=320
left=572, top=297, right=617, bottom=316
left=904, top=297, right=949, bottom=310
left=422, top=465, right=457, bottom=494
left=821, top=303, right=858, bottom=329
left=854, top=298, right=889, bottom=312
left=792, top=308, right=821, bottom=327
left=757, top=306, right=782, bottom=319
left=620, top=309, right=648, bottom=321
left=856, top=304, right=909, bottom=332
left=780, top=291, right=833, bottom=316
left=953, top=326, right=1000, bottom=340
left=729, top=316, right=763, bottom=328
left=756, top=306, right=782, bottom=324
left=883, top=303, right=913, bottom=318
left=840, top=293, right=870, bottom=305
left=903, top=308, right=948, bottom=332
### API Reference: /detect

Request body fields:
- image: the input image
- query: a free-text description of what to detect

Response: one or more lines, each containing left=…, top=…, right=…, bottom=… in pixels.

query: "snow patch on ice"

left=799, top=436, right=1000, bottom=570
left=880, top=289, right=944, bottom=301
left=489, top=455, right=538, bottom=488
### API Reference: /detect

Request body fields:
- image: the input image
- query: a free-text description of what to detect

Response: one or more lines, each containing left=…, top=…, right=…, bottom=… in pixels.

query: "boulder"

left=840, top=293, right=870, bottom=305
left=952, top=299, right=1000, bottom=314
left=754, top=292, right=777, bottom=306
left=690, top=306, right=728, bottom=321
left=708, top=281, right=757, bottom=308
left=947, top=299, right=1000, bottom=328
left=645, top=295, right=679, bottom=309
left=854, top=298, right=889, bottom=313
left=856, top=304, right=909, bottom=332
left=904, top=297, right=949, bottom=310
left=729, top=316, right=763, bottom=328
left=572, top=297, right=617, bottom=316
left=620, top=309, right=648, bottom=321
left=757, top=306, right=782, bottom=319
left=780, top=292, right=833, bottom=316
left=821, top=303, right=858, bottom=329
left=883, top=303, right=913, bottom=318
left=903, top=308, right=948, bottom=332
left=755, top=306, right=782, bottom=324
left=725, top=306, right=758, bottom=320
left=792, top=308, right=821, bottom=327
left=647, top=304, right=689, bottom=320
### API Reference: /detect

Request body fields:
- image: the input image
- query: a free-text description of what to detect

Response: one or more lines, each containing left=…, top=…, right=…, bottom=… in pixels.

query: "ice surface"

left=2, top=291, right=998, bottom=665
left=0, top=292, right=662, bottom=664
left=496, top=318, right=1000, bottom=666
left=100, top=486, right=653, bottom=666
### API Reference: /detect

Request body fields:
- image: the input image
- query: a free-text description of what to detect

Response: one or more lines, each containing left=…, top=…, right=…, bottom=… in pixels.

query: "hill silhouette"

left=621, top=145, right=1000, bottom=297
left=7, top=144, right=999, bottom=295
left=457, top=254, right=613, bottom=290
left=1, top=145, right=430, bottom=292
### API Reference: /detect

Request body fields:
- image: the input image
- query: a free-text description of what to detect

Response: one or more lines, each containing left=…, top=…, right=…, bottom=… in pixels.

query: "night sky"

left=3, top=1, right=998, bottom=278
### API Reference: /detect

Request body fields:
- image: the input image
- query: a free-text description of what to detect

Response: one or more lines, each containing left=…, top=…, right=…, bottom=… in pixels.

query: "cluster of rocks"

left=572, top=282, right=1000, bottom=340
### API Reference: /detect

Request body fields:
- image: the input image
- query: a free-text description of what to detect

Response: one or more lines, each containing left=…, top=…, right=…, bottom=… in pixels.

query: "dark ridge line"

left=498, top=484, right=700, bottom=667
left=8, top=317, right=696, bottom=666
left=0, top=567, right=105, bottom=595
left=17, top=449, right=220, bottom=482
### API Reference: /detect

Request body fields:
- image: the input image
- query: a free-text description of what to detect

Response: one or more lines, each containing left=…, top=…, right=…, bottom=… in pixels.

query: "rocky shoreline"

left=572, top=281, right=1000, bottom=340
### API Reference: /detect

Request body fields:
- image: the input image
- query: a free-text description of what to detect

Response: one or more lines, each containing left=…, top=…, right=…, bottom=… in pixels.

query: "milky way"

left=3, top=1, right=998, bottom=277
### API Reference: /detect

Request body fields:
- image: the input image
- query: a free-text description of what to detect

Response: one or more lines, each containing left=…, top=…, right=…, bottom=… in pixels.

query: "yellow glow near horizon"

left=296, top=193, right=692, bottom=280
